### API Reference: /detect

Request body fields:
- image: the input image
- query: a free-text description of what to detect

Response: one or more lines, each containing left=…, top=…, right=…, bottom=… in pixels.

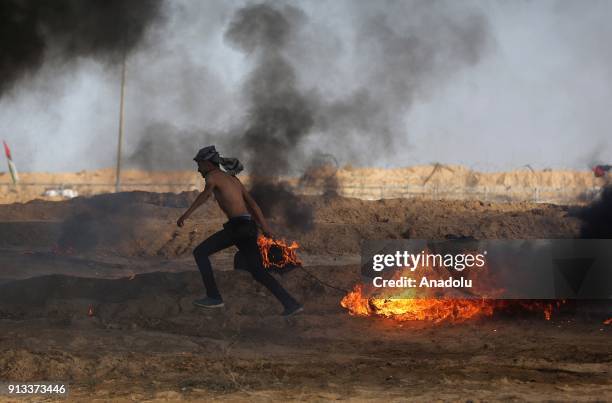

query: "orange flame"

left=257, top=235, right=302, bottom=269
left=341, top=285, right=494, bottom=323
left=87, top=304, right=95, bottom=317
left=341, top=285, right=563, bottom=323
left=604, top=318, right=612, bottom=325
left=341, top=243, right=567, bottom=323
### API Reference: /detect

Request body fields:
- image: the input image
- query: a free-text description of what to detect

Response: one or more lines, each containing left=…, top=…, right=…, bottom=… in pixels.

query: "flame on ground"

left=257, top=235, right=302, bottom=269
left=341, top=284, right=564, bottom=323
left=341, top=285, right=494, bottom=323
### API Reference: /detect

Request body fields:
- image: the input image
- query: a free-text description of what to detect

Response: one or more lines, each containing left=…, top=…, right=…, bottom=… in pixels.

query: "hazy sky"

left=1, top=0, right=611, bottom=173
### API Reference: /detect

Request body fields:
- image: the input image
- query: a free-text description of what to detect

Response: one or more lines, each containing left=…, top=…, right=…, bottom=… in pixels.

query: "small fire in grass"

left=257, top=235, right=302, bottom=270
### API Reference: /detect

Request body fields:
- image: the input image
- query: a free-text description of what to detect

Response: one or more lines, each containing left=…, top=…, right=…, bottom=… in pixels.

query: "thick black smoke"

left=249, top=181, right=314, bottom=232
left=0, top=0, right=163, bottom=95
left=225, top=4, right=316, bottom=231
left=225, top=3, right=315, bottom=177
left=580, top=186, right=612, bottom=238
left=221, top=2, right=491, bottom=231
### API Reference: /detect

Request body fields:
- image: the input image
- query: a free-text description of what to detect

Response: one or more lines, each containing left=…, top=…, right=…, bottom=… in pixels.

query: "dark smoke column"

left=0, top=0, right=163, bottom=96
left=225, top=4, right=315, bottom=232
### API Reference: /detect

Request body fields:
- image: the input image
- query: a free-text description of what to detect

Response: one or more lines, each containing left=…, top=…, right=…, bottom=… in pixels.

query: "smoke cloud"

left=127, top=123, right=211, bottom=171
left=223, top=3, right=316, bottom=231
left=215, top=1, right=491, bottom=231
left=220, top=1, right=491, bottom=174
left=311, top=1, right=491, bottom=160
left=3, top=1, right=611, bottom=174
left=224, top=4, right=315, bottom=176
left=0, top=0, right=164, bottom=96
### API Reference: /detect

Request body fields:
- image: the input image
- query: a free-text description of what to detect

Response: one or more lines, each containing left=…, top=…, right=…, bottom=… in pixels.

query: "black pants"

left=193, top=217, right=299, bottom=309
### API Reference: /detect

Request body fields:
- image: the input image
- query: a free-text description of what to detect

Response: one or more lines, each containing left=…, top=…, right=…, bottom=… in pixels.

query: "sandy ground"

left=0, top=192, right=581, bottom=259
left=1, top=269, right=610, bottom=402
left=0, top=192, right=610, bottom=401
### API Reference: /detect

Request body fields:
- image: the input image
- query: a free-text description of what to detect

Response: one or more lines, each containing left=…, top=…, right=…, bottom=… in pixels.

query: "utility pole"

left=115, top=52, right=127, bottom=193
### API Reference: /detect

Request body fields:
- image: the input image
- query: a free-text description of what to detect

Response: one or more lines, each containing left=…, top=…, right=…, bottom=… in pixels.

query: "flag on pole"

left=3, top=140, right=19, bottom=185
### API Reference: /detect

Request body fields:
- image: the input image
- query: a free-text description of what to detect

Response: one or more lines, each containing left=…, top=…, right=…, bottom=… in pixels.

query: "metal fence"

left=0, top=182, right=603, bottom=204
left=298, top=184, right=602, bottom=204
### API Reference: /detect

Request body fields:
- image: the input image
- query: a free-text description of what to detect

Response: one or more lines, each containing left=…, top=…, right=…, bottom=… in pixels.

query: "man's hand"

left=177, top=214, right=187, bottom=227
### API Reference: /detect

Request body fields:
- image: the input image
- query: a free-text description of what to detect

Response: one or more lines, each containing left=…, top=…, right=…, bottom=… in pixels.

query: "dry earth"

left=0, top=191, right=610, bottom=401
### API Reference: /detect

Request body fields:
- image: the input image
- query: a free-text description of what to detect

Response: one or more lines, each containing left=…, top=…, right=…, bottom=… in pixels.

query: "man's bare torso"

left=206, top=170, right=250, bottom=219
left=178, top=161, right=271, bottom=235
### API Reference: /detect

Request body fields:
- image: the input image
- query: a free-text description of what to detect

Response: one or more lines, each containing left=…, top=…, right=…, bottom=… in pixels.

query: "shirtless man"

left=177, top=146, right=303, bottom=316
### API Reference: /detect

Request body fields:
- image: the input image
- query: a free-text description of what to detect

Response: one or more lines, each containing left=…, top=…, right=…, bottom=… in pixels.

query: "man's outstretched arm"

left=177, top=182, right=214, bottom=227
left=242, top=186, right=273, bottom=236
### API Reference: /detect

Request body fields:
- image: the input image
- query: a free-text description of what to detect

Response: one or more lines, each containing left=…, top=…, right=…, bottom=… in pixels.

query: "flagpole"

left=115, top=52, right=127, bottom=193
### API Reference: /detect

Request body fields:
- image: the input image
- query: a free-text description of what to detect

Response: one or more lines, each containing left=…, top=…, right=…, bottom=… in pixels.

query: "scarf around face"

left=193, top=145, right=244, bottom=176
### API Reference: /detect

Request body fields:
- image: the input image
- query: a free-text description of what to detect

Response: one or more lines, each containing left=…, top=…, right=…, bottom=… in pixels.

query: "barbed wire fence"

left=0, top=181, right=603, bottom=205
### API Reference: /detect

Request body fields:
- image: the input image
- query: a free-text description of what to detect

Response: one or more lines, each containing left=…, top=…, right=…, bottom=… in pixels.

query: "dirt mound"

left=0, top=179, right=609, bottom=400
left=336, top=165, right=601, bottom=188
left=0, top=267, right=354, bottom=330
left=0, top=192, right=580, bottom=258
left=72, top=190, right=197, bottom=209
